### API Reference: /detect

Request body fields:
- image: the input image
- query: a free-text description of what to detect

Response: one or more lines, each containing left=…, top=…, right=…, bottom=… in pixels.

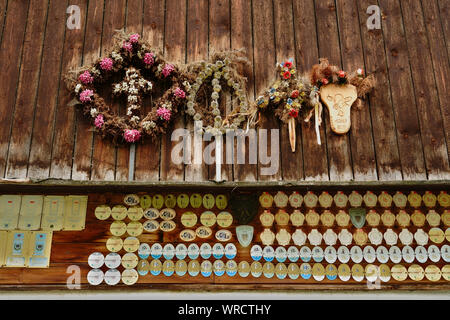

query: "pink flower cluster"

left=157, top=107, right=172, bottom=121
left=78, top=70, right=93, bottom=84
left=174, top=87, right=186, bottom=99
left=162, top=64, right=174, bottom=77
left=123, top=41, right=133, bottom=52
left=124, top=129, right=141, bottom=142
left=143, top=52, right=155, bottom=65
left=100, top=57, right=113, bottom=71
left=94, top=114, right=104, bottom=128
left=79, top=89, right=93, bottom=103
left=129, top=33, right=140, bottom=43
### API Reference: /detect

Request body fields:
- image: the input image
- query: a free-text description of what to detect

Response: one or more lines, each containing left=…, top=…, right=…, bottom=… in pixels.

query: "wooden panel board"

left=0, top=0, right=7, bottom=43
left=274, top=0, right=304, bottom=181
left=5, top=0, right=49, bottom=179
left=293, top=0, right=329, bottom=181
left=160, top=0, right=186, bottom=181
left=356, top=0, right=402, bottom=181
left=27, top=0, right=68, bottom=180
left=437, top=0, right=449, bottom=59
left=336, top=0, right=377, bottom=181
left=230, top=0, right=257, bottom=182
left=400, top=0, right=450, bottom=179
left=378, top=0, right=427, bottom=180
left=0, top=1, right=30, bottom=178
left=72, top=0, right=104, bottom=181
left=51, top=0, right=88, bottom=180
left=315, top=0, right=353, bottom=181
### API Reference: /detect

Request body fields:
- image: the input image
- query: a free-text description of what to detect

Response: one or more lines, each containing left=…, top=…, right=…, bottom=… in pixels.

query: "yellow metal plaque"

left=63, top=195, right=88, bottom=230
left=41, top=196, right=66, bottom=230
left=18, top=195, right=43, bottom=230
left=0, top=195, right=21, bottom=230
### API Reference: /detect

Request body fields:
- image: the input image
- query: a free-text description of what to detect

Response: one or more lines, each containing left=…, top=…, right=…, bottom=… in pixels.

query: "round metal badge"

left=175, top=243, right=188, bottom=260
left=401, top=245, right=415, bottom=263
left=381, top=210, right=395, bottom=227
left=200, top=211, right=216, bottom=227
left=299, top=246, right=312, bottom=262
left=175, top=260, right=188, bottom=277
left=180, top=212, right=197, bottom=228
left=123, top=237, right=140, bottom=253
left=110, top=220, right=127, bottom=237
left=446, top=227, right=450, bottom=241
left=441, top=265, right=450, bottom=281
left=137, top=259, right=150, bottom=276
left=348, top=191, right=363, bottom=207
left=213, top=243, right=225, bottom=259
left=163, top=244, right=175, bottom=260
left=273, top=191, right=289, bottom=208
left=353, top=229, right=368, bottom=246
left=105, top=252, right=121, bottom=269
left=127, top=206, right=143, bottom=221
left=176, top=194, right=190, bottom=209
left=187, top=243, right=200, bottom=260
left=259, top=192, right=274, bottom=208
left=263, top=262, right=275, bottom=279
left=312, top=263, right=325, bottom=281
left=292, top=229, right=307, bottom=246
left=287, top=246, right=299, bottom=262
left=160, top=208, right=176, bottom=221
left=337, top=246, right=350, bottom=264
left=250, top=261, right=263, bottom=278
left=164, top=194, right=177, bottom=209
left=238, top=261, right=251, bottom=278
left=216, top=211, right=233, bottom=228
left=151, top=243, right=163, bottom=259
left=150, top=259, right=162, bottom=276
left=127, top=221, right=143, bottom=237
left=325, top=264, right=338, bottom=281
left=408, top=264, right=425, bottom=281
left=428, top=245, right=441, bottom=263
left=429, top=227, right=445, bottom=244
left=288, top=263, right=300, bottom=280
left=87, top=269, right=104, bottom=286
left=389, top=246, right=402, bottom=264
left=200, top=243, right=212, bottom=259
left=160, top=220, right=176, bottom=233
left=143, top=219, right=159, bottom=232
left=424, top=265, right=441, bottom=282
left=216, top=229, right=232, bottom=242
left=88, top=252, right=104, bottom=269
left=162, top=260, right=175, bottom=277
left=225, top=243, right=237, bottom=260
left=215, top=194, right=228, bottom=210
left=196, top=226, right=213, bottom=239
left=138, top=243, right=151, bottom=259
left=350, top=246, right=363, bottom=263
left=179, top=229, right=196, bottom=242
left=95, top=205, right=111, bottom=220
left=275, top=263, right=288, bottom=280
left=338, top=263, right=351, bottom=282
left=312, top=246, right=324, bottom=263
left=104, top=269, right=121, bottom=286
left=124, top=194, right=140, bottom=207
left=106, top=237, right=123, bottom=253
left=396, top=210, right=410, bottom=228
left=376, top=246, right=389, bottom=264
left=324, top=246, right=337, bottom=264
left=143, top=208, right=159, bottom=220
left=288, top=192, right=303, bottom=208
left=121, top=253, right=139, bottom=269
left=415, top=246, right=428, bottom=264
left=188, top=260, right=200, bottom=277
left=226, top=260, right=238, bottom=277
left=304, top=191, right=318, bottom=208
left=111, top=205, right=127, bottom=220
left=275, top=246, right=287, bottom=263
left=262, top=245, right=275, bottom=262
left=351, top=264, right=364, bottom=282
left=250, top=245, right=263, bottom=261
left=300, top=263, right=312, bottom=280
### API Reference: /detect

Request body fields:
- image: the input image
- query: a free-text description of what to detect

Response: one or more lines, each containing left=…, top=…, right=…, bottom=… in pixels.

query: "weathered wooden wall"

left=0, top=0, right=448, bottom=183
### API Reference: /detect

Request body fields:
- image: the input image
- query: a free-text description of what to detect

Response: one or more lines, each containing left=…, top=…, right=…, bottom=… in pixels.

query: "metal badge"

left=187, top=243, right=200, bottom=260
left=216, top=194, right=228, bottom=210
left=325, top=264, right=338, bottom=281
left=300, top=246, right=312, bottom=262
left=415, top=246, right=428, bottom=264
left=180, top=229, right=196, bottom=242
left=188, top=260, right=200, bottom=277
left=446, top=227, right=450, bottom=241
left=383, top=228, right=398, bottom=246
left=353, top=229, right=368, bottom=246
left=442, top=265, right=450, bottom=281
left=437, top=191, right=449, bottom=207
left=305, top=210, right=320, bottom=227
left=338, top=229, right=352, bottom=246
left=260, top=210, right=275, bottom=227
left=429, top=227, right=445, bottom=244
left=127, top=221, right=143, bottom=237
left=378, top=191, right=392, bottom=208
left=323, top=229, right=337, bottom=246
left=289, top=192, right=303, bottom=208
left=334, top=191, right=348, bottom=208
left=408, top=264, right=424, bottom=281
left=213, top=260, right=225, bottom=277
left=426, top=210, right=441, bottom=227
left=304, top=191, right=318, bottom=208
left=143, top=207, right=159, bottom=220
left=259, top=192, right=274, bottom=208
left=260, top=228, right=275, bottom=246
left=150, top=259, right=162, bottom=276
left=411, top=210, right=426, bottom=227
left=312, top=246, right=324, bottom=263
left=200, top=243, right=212, bottom=259
left=338, top=264, right=351, bottom=282
left=414, top=229, right=429, bottom=246
left=200, top=211, right=216, bottom=227
left=363, top=191, right=377, bottom=207
left=163, top=244, right=175, bottom=260
left=337, top=246, right=350, bottom=264
left=276, top=229, right=291, bottom=246
left=238, top=261, right=251, bottom=278
left=368, top=228, right=383, bottom=246
left=275, top=246, right=287, bottom=263
left=336, top=210, right=350, bottom=227
left=351, top=264, right=364, bottom=282
left=251, top=261, right=263, bottom=278
left=308, top=229, right=322, bottom=246
left=391, top=264, right=407, bottom=282
left=424, top=265, right=441, bottom=282
left=216, top=229, right=232, bottom=242
left=213, top=243, right=225, bottom=259
left=201, top=194, right=215, bottom=210
left=312, top=263, right=325, bottom=281
left=175, top=243, right=188, bottom=260
left=0, top=195, right=21, bottom=230
left=124, top=194, right=140, bottom=206
left=160, top=220, right=176, bottom=233
left=399, top=229, right=413, bottom=245
left=263, top=262, right=275, bottom=279
left=151, top=243, right=163, bottom=259
left=402, top=245, right=415, bottom=263
left=376, top=246, right=389, bottom=264
left=366, top=210, right=380, bottom=227
left=226, top=260, right=238, bottom=277
left=88, top=252, right=104, bottom=269
left=236, top=225, right=254, bottom=248
left=292, top=229, right=307, bottom=246
left=379, top=264, right=391, bottom=282
left=273, top=191, right=289, bottom=208
left=287, top=246, right=299, bottom=262
left=423, top=191, right=437, bottom=207
left=105, top=252, right=121, bottom=269
left=407, top=191, right=422, bottom=208
left=127, top=207, right=143, bottom=221
left=263, top=246, right=275, bottom=262
left=393, top=191, right=407, bottom=208
left=300, top=263, right=312, bottom=280
left=95, top=205, right=111, bottom=221
left=396, top=210, right=410, bottom=227
left=389, top=246, right=402, bottom=264
left=217, top=212, right=233, bottom=228
left=106, top=237, right=123, bottom=253
left=381, top=210, right=395, bottom=227
left=121, top=253, right=138, bottom=269
left=123, top=237, right=140, bottom=253
left=196, top=226, right=213, bottom=239
left=318, top=192, right=333, bottom=208
left=189, top=193, right=202, bottom=208
left=104, top=269, right=121, bottom=286
left=138, top=243, right=151, bottom=260
left=441, top=244, right=450, bottom=263
left=288, top=263, right=300, bottom=280
left=365, top=264, right=378, bottom=282
left=348, top=191, right=363, bottom=207
left=225, top=243, right=237, bottom=260
left=320, top=210, right=335, bottom=228
left=140, top=195, right=152, bottom=209
left=177, top=194, right=190, bottom=209
left=250, top=245, right=263, bottom=261
left=143, top=219, right=159, bottom=232
left=163, top=260, right=175, bottom=277
left=181, top=212, right=197, bottom=228
left=137, top=259, right=150, bottom=276
left=160, top=208, right=176, bottom=221
left=324, top=246, right=337, bottom=264
left=87, top=269, right=104, bottom=286
left=275, top=263, right=288, bottom=280
left=275, top=210, right=289, bottom=226
left=290, top=210, right=305, bottom=227
left=428, top=245, right=441, bottom=263
left=152, top=194, right=164, bottom=209
left=363, top=245, right=376, bottom=263
left=176, top=260, right=188, bottom=276
left=164, top=194, right=177, bottom=209
left=110, top=220, right=127, bottom=237
left=350, top=246, right=363, bottom=263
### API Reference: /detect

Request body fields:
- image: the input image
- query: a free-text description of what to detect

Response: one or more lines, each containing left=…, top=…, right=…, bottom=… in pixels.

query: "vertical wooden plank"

left=400, top=0, right=450, bottom=179
left=134, top=0, right=165, bottom=181
left=209, top=0, right=233, bottom=181
left=314, top=0, right=353, bottom=181
left=0, top=0, right=29, bottom=177
left=184, top=0, right=209, bottom=182
left=72, top=0, right=104, bottom=181
left=160, top=0, right=186, bottom=181
left=27, top=0, right=67, bottom=179
left=273, top=0, right=303, bottom=181
left=356, top=0, right=402, bottom=181
left=420, top=0, right=450, bottom=173
left=91, top=0, right=126, bottom=181
left=0, top=0, right=8, bottom=43
left=126, top=0, right=143, bottom=33
left=336, top=0, right=377, bottom=181
left=437, top=0, right=449, bottom=57
left=293, top=0, right=329, bottom=181
left=230, top=0, right=257, bottom=182
left=51, top=0, right=88, bottom=180
left=252, top=0, right=280, bottom=181
left=5, top=0, right=49, bottom=179
left=378, top=0, right=427, bottom=180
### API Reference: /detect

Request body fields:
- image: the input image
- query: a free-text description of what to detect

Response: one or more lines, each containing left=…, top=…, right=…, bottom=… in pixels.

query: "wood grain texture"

left=293, top=0, right=329, bottom=181
left=5, top=0, right=49, bottom=179
left=0, top=0, right=30, bottom=178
